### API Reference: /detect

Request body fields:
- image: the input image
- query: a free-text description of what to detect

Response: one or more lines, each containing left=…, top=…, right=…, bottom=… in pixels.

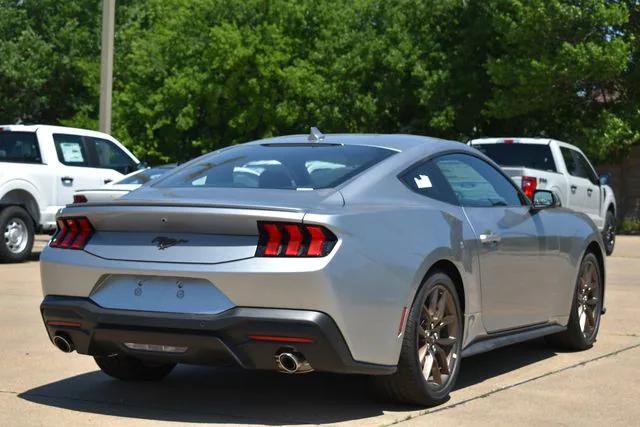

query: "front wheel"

left=602, top=210, right=616, bottom=256
left=546, top=252, right=603, bottom=351
left=0, top=206, right=35, bottom=263
left=374, top=272, right=463, bottom=406
left=95, top=355, right=176, bottom=381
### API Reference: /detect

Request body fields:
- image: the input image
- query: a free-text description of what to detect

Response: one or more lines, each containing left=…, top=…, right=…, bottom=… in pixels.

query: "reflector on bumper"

left=124, top=342, right=188, bottom=353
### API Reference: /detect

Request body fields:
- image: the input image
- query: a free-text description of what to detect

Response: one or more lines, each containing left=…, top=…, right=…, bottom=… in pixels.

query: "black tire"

left=94, top=355, right=176, bottom=381
left=546, top=252, right=603, bottom=351
left=0, top=206, right=35, bottom=263
left=602, top=210, right=616, bottom=256
left=373, top=272, right=463, bottom=406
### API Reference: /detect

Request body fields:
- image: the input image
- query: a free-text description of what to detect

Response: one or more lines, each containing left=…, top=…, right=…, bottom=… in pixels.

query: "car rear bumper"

left=40, top=296, right=395, bottom=375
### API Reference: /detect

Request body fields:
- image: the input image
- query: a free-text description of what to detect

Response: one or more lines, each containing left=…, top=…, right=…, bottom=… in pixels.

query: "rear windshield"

left=474, top=143, right=557, bottom=172
left=155, top=144, right=395, bottom=190
left=0, top=132, right=41, bottom=164
left=118, top=166, right=175, bottom=185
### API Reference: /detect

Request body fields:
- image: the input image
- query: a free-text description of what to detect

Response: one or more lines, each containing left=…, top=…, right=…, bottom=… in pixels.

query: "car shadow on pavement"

left=18, top=339, right=556, bottom=424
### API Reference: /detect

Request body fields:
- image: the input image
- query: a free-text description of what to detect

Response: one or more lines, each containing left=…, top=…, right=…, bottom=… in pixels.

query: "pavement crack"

left=384, top=342, right=640, bottom=426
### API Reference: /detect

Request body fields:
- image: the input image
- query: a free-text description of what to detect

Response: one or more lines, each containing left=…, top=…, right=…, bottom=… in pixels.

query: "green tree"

left=0, top=0, right=637, bottom=164
left=483, top=0, right=637, bottom=161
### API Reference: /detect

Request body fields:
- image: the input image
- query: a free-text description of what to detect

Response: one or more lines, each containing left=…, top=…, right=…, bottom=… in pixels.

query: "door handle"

left=479, top=232, right=502, bottom=245
left=587, top=188, right=593, bottom=196
left=570, top=185, right=577, bottom=193
left=61, top=176, right=74, bottom=185
left=104, top=179, right=113, bottom=184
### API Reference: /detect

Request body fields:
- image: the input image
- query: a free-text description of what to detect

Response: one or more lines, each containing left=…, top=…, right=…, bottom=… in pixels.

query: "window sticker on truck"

left=59, top=142, right=84, bottom=163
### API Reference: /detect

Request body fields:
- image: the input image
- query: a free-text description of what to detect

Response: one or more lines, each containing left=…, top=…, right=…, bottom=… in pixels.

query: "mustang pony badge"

left=152, top=236, right=188, bottom=250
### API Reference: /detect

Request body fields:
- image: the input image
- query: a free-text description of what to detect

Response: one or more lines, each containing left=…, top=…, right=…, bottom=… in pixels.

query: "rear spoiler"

left=68, top=199, right=303, bottom=213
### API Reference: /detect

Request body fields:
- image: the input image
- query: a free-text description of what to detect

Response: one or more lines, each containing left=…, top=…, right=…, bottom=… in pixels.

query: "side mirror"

left=599, top=173, right=610, bottom=186
left=137, top=161, right=149, bottom=170
left=531, top=189, right=561, bottom=210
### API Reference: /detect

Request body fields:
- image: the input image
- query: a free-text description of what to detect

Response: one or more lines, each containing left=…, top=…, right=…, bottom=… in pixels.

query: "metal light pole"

left=98, top=0, right=115, bottom=134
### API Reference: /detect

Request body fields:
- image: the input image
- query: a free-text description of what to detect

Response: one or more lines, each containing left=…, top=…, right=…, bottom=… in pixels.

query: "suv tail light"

left=49, top=217, right=94, bottom=250
left=521, top=176, right=537, bottom=200
left=73, top=194, right=88, bottom=204
left=256, top=222, right=337, bottom=257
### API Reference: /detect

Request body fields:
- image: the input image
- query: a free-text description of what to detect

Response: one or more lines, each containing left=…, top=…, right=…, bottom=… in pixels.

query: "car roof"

left=244, top=133, right=462, bottom=152
left=0, top=124, right=116, bottom=140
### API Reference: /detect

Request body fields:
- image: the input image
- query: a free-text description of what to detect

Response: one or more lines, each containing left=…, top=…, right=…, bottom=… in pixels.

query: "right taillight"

left=521, top=176, right=537, bottom=200
left=73, top=194, right=88, bottom=204
left=256, top=222, right=337, bottom=257
left=49, top=217, right=94, bottom=250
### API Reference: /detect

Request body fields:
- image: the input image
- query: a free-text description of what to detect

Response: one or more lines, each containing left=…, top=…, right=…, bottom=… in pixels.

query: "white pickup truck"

left=0, top=125, right=140, bottom=262
left=469, top=137, right=617, bottom=255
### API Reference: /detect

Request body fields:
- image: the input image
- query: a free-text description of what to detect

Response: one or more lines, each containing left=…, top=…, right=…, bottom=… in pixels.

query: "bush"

left=619, top=218, right=640, bottom=235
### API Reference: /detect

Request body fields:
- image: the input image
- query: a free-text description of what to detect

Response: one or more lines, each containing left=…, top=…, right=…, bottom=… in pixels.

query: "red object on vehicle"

left=73, top=194, right=88, bottom=204
left=47, top=321, right=82, bottom=328
left=503, top=139, right=515, bottom=144
left=49, top=217, right=94, bottom=250
left=521, top=176, right=538, bottom=200
left=256, top=222, right=337, bottom=257
left=248, top=335, right=314, bottom=344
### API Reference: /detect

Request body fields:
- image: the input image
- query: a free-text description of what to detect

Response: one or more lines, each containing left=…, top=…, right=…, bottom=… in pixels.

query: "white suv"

left=0, top=125, right=139, bottom=261
left=470, top=138, right=617, bottom=255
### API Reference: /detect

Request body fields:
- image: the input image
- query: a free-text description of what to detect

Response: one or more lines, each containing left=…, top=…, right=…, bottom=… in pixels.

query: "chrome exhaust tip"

left=277, top=352, right=300, bottom=373
left=53, top=333, right=74, bottom=353
left=275, top=351, right=313, bottom=374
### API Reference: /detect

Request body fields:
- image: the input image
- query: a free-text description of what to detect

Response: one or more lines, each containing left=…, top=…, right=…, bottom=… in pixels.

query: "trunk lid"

left=62, top=187, right=342, bottom=264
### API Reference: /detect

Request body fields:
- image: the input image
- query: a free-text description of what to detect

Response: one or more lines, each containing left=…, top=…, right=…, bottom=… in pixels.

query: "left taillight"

left=49, top=217, right=94, bottom=250
left=521, top=176, right=537, bottom=200
left=256, top=222, right=337, bottom=257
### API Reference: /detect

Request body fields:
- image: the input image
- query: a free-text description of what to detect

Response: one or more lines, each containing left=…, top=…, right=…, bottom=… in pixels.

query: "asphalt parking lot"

left=1, top=236, right=639, bottom=426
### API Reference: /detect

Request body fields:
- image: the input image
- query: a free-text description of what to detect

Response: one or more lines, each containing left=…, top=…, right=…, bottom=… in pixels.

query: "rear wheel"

left=0, top=206, right=35, bottom=263
left=374, top=272, right=462, bottom=406
left=602, top=210, right=616, bottom=256
left=546, top=253, right=603, bottom=351
left=94, top=355, right=176, bottom=381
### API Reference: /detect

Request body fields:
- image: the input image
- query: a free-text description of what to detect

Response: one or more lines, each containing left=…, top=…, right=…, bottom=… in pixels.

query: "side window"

left=0, top=132, right=42, bottom=164
left=53, top=134, right=89, bottom=167
left=435, top=154, right=525, bottom=207
left=561, top=147, right=598, bottom=183
left=87, top=137, right=136, bottom=174
left=400, top=159, right=458, bottom=205
left=573, top=151, right=598, bottom=184
left=560, top=147, right=577, bottom=175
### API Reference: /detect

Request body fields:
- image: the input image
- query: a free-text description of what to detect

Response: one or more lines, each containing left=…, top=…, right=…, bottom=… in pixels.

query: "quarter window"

left=400, top=160, right=458, bottom=205
left=435, top=154, right=525, bottom=207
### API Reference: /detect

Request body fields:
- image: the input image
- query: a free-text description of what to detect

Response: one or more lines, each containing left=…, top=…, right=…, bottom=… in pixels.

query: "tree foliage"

left=0, top=0, right=638, bottom=163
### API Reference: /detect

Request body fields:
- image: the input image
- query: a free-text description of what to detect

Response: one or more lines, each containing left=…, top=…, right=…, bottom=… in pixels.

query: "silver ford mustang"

left=40, top=130, right=605, bottom=406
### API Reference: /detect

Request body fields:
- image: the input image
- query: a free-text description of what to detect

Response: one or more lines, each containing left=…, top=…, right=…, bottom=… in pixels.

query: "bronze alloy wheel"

left=417, top=284, right=460, bottom=390
left=576, top=257, right=602, bottom=342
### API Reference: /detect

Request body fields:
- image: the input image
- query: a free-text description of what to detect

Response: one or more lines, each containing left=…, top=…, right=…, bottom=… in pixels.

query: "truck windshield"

left=155, top=143, right=395, bottom=190
left=474, top=143, right=557, bottom=172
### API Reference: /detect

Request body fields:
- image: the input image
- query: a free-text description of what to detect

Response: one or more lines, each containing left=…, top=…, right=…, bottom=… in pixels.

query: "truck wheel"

left=602, top=210, right=615, bottom=256
left=0, top=206, right=35, bottom=263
